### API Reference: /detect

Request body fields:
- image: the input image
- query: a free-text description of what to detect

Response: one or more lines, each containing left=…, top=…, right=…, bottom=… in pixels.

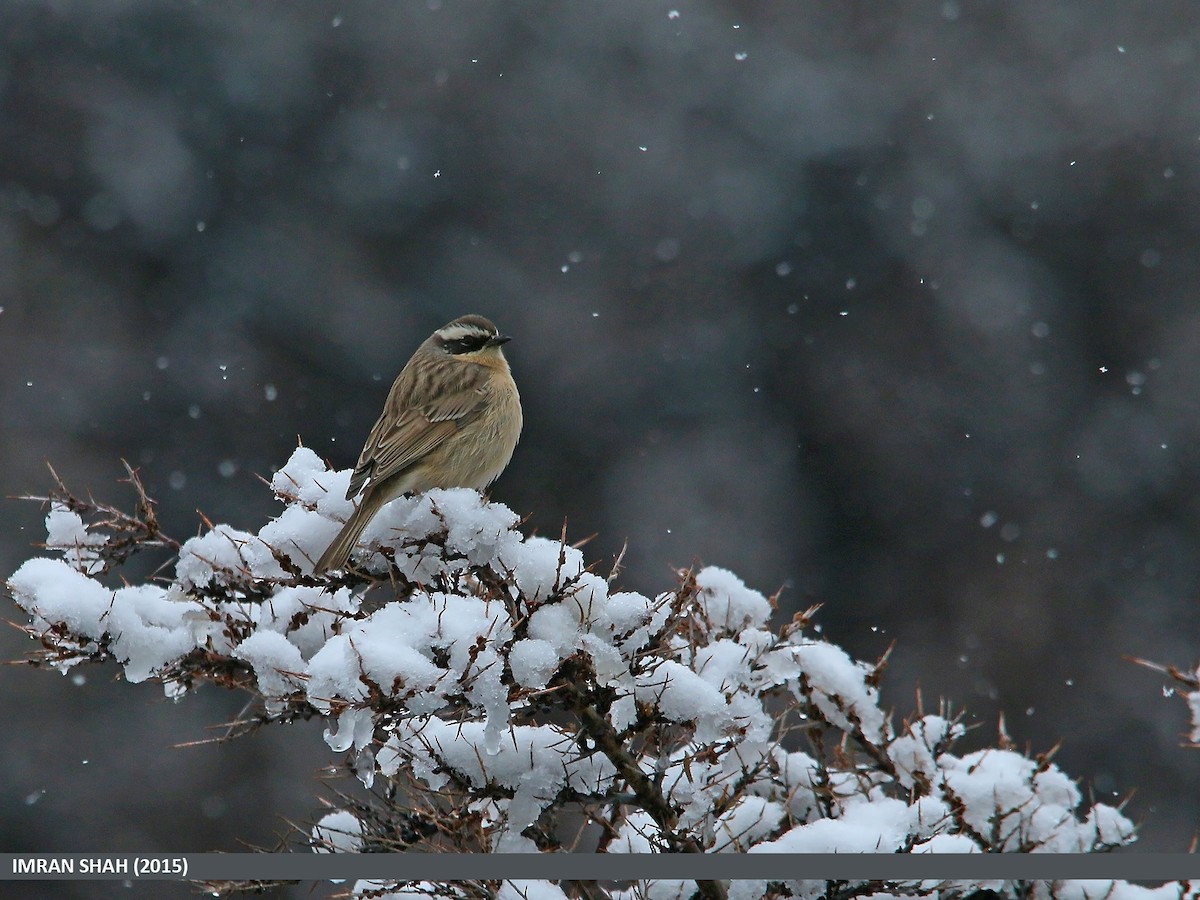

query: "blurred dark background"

left=3, top=0, right=1200, bottom=888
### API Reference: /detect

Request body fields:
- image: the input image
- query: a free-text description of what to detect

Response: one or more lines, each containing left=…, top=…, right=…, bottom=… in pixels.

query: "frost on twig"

left=6, top=448, right=1154, bottom=900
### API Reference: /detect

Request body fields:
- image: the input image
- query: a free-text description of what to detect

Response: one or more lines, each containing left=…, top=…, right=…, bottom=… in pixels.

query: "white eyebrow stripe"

left=437, top=324, right=492, bottom=342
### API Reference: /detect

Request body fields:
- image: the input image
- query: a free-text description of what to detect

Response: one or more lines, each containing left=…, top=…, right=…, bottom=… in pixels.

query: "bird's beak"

left=487, top=334, right=512, bottom=347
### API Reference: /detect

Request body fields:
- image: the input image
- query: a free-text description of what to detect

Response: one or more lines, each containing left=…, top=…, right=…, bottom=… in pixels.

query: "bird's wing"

left=345, top=365, right=490, bottom=499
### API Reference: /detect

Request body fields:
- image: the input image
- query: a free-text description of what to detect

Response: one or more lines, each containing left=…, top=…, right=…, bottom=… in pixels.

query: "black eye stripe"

left=442, top=334, right=491, bottom=354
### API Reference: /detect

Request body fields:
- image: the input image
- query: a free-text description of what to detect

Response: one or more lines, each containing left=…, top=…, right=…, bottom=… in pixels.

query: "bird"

left=313, top=314, right=522, bottom=574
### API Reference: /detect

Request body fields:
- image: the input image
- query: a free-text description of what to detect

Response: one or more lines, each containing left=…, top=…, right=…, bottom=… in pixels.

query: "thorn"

left=767, top=584, right=784, bottom=610
left=3, top=618, right=33, bottom=635
left=866, top=640, right=896, bottom=687
left=45, top=460, right=65, bottom=490
left=1124, top=654, right=1170, bottom=675
left=1035, top=739, right=1062, bottom=771
left=997, top=712, right=1014, bottom=750
left=608, top=539, right=628, bottom=584
left=1128, top=654, right=1199, bottom=688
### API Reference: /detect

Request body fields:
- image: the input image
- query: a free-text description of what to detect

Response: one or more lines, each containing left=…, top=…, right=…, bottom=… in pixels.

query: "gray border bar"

left=2, top=853, right=1197, bottom=881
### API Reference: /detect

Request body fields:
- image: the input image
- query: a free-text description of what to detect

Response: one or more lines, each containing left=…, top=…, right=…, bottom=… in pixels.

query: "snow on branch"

left=5, top=448, right=1164, bottom=900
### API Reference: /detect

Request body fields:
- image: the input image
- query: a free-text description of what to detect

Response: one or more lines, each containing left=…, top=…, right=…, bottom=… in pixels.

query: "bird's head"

left=431, top=315, right=512, bottom=362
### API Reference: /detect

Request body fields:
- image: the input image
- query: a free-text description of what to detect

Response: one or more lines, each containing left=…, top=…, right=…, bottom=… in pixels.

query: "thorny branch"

left=6, top=461, right=1141, bottom=900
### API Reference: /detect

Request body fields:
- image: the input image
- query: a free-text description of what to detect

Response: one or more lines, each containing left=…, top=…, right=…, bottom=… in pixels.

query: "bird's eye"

left=444, top=334, right=491, bottom=354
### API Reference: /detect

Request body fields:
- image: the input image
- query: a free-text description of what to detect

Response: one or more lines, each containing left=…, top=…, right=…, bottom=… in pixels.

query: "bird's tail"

left=313, top=492, right=386, bottom=574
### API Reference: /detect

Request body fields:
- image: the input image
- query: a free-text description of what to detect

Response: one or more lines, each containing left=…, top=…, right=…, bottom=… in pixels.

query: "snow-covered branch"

left=5, top=448, right=1164, bottom=900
